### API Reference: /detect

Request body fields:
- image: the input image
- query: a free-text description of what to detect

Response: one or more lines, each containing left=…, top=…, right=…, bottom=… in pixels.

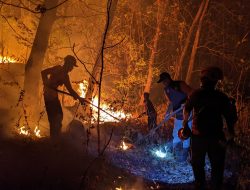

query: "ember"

left=120, top=141, right=129, bottom=150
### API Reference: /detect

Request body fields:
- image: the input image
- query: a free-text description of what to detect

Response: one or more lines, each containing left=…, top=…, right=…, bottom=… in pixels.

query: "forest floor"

left=0, top=107, right=249, bottom=190
left=0, top=122, right=247, bottom=190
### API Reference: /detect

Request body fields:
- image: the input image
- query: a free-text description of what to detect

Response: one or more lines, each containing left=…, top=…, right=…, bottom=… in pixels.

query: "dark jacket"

left=185, top=87, right=235, bottom=138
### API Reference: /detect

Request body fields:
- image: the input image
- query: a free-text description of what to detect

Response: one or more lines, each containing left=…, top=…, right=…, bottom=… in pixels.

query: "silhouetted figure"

left=183, top=66, right=236, bottom=190
left=157, top=72, right=193, bottom=162
left=41, top=55, right=85, bottom=138
left=143, top=92, right=157, bottom=131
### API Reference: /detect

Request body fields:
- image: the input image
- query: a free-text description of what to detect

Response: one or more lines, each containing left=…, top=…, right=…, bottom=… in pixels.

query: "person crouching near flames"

left=182, top=66, right=236, bottom=190
left=143, top=92, right=157, bottom=131
left=157, top=72, right=193, bottom=162
left=41, top=55, right=85, bottom=138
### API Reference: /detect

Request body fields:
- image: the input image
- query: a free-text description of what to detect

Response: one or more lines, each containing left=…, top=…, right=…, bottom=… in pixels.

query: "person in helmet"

left=157, top=72, right=193, bottom=162
left=41, top=55, right=85, bottom=138
left=182, top=66, right=236, bottom=190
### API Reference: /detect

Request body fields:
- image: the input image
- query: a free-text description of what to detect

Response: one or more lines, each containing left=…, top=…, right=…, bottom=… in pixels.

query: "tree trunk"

left=174, top=0, right=205, bottom=80
left=84, top=0, right=118, bottom=105
left=185, top=0, right=209, bottom=84
left=143, top=0, right=166, bottom=94
left=23, top=0, right=59, bottom=120
left=96, top=0, right=112, bottom=154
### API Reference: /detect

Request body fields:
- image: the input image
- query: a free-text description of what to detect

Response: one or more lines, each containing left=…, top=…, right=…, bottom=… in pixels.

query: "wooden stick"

left=54, top=88, right=124, bottom=122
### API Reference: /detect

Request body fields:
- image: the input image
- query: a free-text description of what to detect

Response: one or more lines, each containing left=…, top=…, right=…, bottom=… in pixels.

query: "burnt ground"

left=0, top=116, right=248, bottom=190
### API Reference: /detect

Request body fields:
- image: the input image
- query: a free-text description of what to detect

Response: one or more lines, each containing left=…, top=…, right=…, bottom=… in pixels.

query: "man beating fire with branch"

left=41, top=55, right=85, bottom=138
left=158, top=72, right=193, bottom=162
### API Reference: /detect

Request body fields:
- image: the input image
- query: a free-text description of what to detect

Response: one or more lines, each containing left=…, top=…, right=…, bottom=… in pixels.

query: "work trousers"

left=148, top=114, right=157, bottom=130
left=191, top=135, right=226, bottom=190
left=44, top=96, right=63, bottom=138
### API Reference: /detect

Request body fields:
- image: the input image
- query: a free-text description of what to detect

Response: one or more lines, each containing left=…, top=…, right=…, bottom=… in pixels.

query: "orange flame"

left=19, top=126, right=30, bottom=136
left=78, top=82, right=131, bottom=122
left=18, top=126, right=42, bottom=138
left=120, top=141, right=129, bottom=150
left=34, top=126, right=41, bottom=138
left=0, top=55, right=16, bottom=63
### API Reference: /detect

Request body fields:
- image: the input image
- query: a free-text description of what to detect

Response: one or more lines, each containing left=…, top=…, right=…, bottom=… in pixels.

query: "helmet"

left=201, top=66, right=223, bottom=81
left=64, top=55, right=78, bottom=67
left=178, top=127, right=191, bottom=141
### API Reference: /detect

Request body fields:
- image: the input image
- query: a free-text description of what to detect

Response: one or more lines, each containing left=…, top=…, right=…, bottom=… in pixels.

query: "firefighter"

left=157, top=72, right=193, bottom=162
left=41, top=55, right=85, bottom=138
left=182, top=66, right=236, bottom=190
left=143, top=92, right=157, bottom=131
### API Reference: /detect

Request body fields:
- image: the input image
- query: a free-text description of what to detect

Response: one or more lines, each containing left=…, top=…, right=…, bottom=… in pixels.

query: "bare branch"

left=104, top=36, right=126, bottom=49
left=56, top=13, right=102, bottom=19
left=79, top=0, right=105, bottom=14
left=0, top=0, right=69, bottom=14
left=96, top=0, right=113, bottom=154
left=46, top=0, right=69, bottom=11
left=0, top=14, right=32, bottom=45
left=0, top=0, right=38, bottom=13
left=72, top=44, right=99, bottom=85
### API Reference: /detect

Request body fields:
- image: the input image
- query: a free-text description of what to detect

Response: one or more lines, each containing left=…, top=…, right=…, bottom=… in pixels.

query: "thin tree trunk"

left=185, top=0, right=209, bottom=84
left=84, top=0, right=118, bottom=104
left=174, top=0, right=205, bottom=80
left=96, top=0, right=112, bottom=154
left=143, top=0, right=166, bottom=94
left=23, top=0, right=59, bottom=119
